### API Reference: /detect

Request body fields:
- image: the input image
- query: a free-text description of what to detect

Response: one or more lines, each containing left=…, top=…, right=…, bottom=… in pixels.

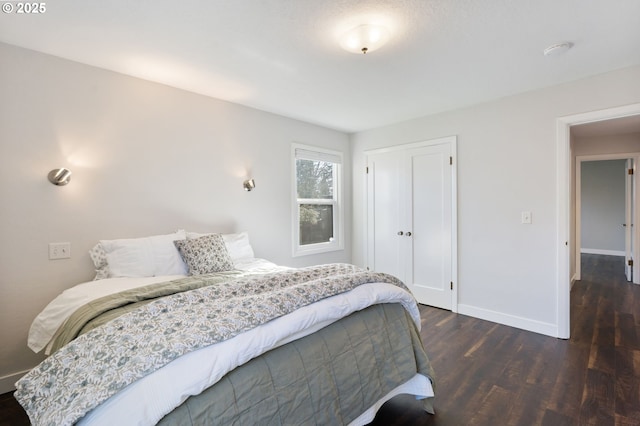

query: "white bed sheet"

left=349, top=374, right=434, bottom=426
left=28, top=275, right=185, bottom=354
left=28, top=258, right=283, bottom=354
left=77, top=282, right=424, bottom=426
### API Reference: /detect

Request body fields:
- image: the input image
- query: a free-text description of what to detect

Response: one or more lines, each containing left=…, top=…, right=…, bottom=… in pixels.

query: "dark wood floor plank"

left=523, top=335, right=564, bottom=388
left=588, top=297, right=616, bottom=375
left=592, top=296, right=616, bottom=349
left=0, top=392, right=28, bottom=426
left=508, top=383, right=550, bottom=426
left=578, top=368, right=615, bottom=425
left=616, top=312, right=639, bottom=350
left=540, top=408, right=575, bottom=426
left=616, top=413, right=640, bottom=426
left=570, top=303, right=597, bottom=347
left=546, top=341, right=590, bottom=417
left=614, top=346, right=640, bottom=422
left=468, top=385, right=514, bottom=425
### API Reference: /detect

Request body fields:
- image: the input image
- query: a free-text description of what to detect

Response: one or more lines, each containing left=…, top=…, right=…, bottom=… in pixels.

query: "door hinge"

left=450, top=281, right=453, bottom=290
left=628, top=259, right=634, bottom=266
left=366, top=166, right=369, bottom=174
left=449, top=156, right=453, bottom=165
left=629, top=168, right=634, bottom=175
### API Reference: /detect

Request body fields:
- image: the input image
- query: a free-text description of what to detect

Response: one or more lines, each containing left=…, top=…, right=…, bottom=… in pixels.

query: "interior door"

left=625, top=158, right=640, bottom=284
left=366, top=151, right=403, bottom=279
left=366, top=138, right=456, bottom=310
left=404, top=143, right=453, bottom=309
left=625, top=158, right=633, bottom=281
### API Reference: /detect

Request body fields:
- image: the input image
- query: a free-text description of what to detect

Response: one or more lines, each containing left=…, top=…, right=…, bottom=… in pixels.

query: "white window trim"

left=292, top=143, right=344, bottom=257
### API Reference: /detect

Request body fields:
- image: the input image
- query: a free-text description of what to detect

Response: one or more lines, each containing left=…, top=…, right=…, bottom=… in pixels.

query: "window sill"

left=293, top=242, right=344, bottom=257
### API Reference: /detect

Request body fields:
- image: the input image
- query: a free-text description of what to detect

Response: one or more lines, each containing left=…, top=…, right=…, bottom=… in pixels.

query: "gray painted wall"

left=581, top=160, right=626, bottom=253
left=0, top=42, right=351, bottom=391
left=351, top=64, right=640, bottom=338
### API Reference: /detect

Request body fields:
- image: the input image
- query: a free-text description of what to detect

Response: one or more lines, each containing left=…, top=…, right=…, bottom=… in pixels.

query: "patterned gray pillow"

left=174, top=233, right=234, bottom=275
left=88, top=243, right=110, bottom=280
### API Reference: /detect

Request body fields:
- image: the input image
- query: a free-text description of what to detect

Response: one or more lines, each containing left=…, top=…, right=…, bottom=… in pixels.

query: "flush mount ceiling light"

left=543, top=42, right=573, bottom=56
left=340, top=24, right=390, bottom=54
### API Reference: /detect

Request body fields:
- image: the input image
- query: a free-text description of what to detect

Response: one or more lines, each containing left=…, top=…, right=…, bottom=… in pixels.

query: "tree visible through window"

left=297, top=158, right=334, bottom=245
left=293, top=145, right=343, bottom=255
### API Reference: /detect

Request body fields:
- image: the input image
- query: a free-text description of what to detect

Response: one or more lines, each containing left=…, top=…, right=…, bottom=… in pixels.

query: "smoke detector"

left=543, top=42, right=573, bottom=56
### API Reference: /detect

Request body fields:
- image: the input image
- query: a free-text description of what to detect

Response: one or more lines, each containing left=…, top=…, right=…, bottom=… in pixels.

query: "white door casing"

left=557, top=102, right=640, bottom=339
left=575, top=153, right=640, bottom=283
left=366, top=136, right=457, bottom=311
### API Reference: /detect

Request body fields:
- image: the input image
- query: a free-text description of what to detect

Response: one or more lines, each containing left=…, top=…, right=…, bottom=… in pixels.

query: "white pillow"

left=186, top=231, right=255, bottom=262
left=223, top=232, right=255, bottom=261
left=101, top=230, right=187, bottom=278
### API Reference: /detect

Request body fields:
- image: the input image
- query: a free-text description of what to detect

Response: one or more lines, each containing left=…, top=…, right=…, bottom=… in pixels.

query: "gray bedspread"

left=16, top=264, right=430, bottom=426
left=158, top=303, right=435, bottom=426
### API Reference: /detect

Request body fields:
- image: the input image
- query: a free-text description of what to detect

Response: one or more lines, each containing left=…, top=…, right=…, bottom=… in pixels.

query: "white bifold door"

left=366, top=137, right=457, bottom=310
left=625, top=158, right=636, bottom=282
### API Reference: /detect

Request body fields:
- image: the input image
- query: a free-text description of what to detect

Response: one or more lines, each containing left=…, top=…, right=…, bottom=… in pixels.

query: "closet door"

left=366, top=138, right=456, bottom=311
left=404, top=143, right=453, bottom=310
left=366, top=150, right=404, bottom=280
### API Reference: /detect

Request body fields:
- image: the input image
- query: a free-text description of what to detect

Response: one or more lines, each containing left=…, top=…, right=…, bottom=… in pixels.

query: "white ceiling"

left=1, top=0, right=639, bottom=133
left=571, top=114, right=640, bottom=138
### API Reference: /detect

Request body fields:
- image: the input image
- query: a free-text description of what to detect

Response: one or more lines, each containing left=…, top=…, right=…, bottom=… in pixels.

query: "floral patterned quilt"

left=15, top=263, right=408, bottom=426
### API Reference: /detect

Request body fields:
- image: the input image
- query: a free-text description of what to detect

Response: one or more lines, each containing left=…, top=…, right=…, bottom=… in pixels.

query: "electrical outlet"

left=49, top=242, right=71, bottom=260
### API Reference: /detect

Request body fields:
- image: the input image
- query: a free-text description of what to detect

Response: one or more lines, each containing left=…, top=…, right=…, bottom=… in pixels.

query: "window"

left=292, top=144, right=343, bottom=256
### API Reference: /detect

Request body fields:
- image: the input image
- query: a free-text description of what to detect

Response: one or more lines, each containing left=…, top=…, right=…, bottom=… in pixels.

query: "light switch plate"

left=521, top=211, right=532, bottom=224
left=49, top=242, right=71, bottom=260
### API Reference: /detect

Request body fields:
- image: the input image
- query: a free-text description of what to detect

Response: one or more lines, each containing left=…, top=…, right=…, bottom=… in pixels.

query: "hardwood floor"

left=369, top=254, right=640, bottom=426
left=1, top=254, right=638, bottom=425
left=0, top=391, right=28, bottom=426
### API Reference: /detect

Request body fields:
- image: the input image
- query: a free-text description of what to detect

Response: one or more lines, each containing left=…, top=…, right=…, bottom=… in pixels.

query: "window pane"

left=296, top=159, right=334, bottom=199
left=299, top=204, right=334, bottom=245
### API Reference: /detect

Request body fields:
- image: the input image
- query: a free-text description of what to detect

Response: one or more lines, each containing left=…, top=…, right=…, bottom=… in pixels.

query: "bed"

left=15, top=231, right=435, bottom=425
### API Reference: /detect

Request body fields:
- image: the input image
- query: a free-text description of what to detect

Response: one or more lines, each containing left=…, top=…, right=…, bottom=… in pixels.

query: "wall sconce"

left=243, top=178, right=255, bottom=191
left=48, top=168, right=72, bottom=186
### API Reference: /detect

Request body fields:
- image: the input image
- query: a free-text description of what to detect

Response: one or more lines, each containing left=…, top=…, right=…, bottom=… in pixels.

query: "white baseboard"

left=0, top=370, right=29, bottom=394
left=457, top=304, right=558, bottom=337
left=580, top=248, right=625, bottom=256
left=571, top=273, right=578, bottom=289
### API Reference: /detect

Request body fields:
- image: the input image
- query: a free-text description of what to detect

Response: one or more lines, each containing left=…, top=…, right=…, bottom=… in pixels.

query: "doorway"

left=575, top=155, right=639, bottom=283
left=557, top=103, right=640, bottom=339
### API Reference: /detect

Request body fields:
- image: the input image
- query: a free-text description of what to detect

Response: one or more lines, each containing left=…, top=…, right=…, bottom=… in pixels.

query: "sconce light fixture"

left=48, top=168, right=72, bottom=186
left=243, top=178, right=256, bottom=191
